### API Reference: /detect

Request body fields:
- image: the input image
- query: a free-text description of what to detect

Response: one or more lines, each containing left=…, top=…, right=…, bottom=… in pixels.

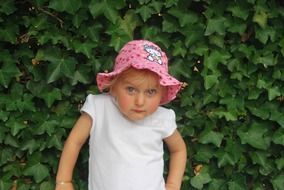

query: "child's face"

left=110, top=69, right=164, bottom=121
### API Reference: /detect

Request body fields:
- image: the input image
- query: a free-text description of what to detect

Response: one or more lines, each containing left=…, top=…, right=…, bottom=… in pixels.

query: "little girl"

left=56, top=40, right=187, bottom=190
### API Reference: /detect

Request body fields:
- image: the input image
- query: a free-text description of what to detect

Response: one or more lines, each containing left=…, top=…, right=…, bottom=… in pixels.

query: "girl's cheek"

left=117, top=97, right=131, bottom=110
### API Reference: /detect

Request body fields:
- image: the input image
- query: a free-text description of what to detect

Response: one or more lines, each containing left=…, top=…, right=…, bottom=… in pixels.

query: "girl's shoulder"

left=151, top=106, right=176, bottom=121
left=82, top=93, right=115, bottom=111
left=85, top=93, right=112, bottom=102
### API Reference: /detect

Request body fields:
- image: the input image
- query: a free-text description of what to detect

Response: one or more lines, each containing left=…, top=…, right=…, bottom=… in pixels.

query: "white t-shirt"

left=80, top=94, right=177, bottom=190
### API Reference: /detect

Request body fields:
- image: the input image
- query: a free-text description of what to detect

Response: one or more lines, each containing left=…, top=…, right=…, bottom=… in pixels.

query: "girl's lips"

left=132, top=109, right=145, bottom=113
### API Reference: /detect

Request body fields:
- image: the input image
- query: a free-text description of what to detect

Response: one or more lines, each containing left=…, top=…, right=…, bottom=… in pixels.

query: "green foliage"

left=0, top=0, right=283, bottom=189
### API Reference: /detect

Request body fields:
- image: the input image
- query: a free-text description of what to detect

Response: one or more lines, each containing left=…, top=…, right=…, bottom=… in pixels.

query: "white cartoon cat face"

left=144, top=44, right=163, bottom=65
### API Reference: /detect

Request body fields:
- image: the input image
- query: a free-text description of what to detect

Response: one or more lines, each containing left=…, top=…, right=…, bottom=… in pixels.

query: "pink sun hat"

left=96, top=39, right=182, bottom=105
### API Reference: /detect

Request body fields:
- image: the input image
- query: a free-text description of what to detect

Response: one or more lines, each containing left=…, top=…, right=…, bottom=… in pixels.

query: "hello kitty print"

left=144, top=44, right=163, bottom=65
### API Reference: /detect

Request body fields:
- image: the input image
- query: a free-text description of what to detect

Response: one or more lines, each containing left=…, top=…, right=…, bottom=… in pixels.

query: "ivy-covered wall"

left=1, top=0, right=284, bottom=189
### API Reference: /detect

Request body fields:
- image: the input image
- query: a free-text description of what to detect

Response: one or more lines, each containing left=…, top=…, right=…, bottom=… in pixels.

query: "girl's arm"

left=55, top=112, right=92, bottom=190
left=164, top=130, right=187, bottom=190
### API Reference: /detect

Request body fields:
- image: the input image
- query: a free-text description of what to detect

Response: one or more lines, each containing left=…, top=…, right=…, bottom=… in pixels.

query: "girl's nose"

left=135, top=93, right=145, bottom=106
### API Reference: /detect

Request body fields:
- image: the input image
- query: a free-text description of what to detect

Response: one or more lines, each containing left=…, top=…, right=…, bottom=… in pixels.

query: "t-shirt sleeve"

left=80, top=94, right=96, bottom=122
left=162, top=109, right=177, bottom=139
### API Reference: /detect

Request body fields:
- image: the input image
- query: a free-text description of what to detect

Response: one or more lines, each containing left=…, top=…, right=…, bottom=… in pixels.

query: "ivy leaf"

left=227, top=19, right=247, bottom=34
left=16, top=94, right=36, bottom=112
left=24, top=162, right=49, bottom=183
left=217, top=139, right=242, bottom=167
left=4, top=134, right=19, bottom=147
left=209, top=34, right=225, bottom=48
left=205, top=17, right=227, bottom=36
left=136, top=5, right=155, bottom=22
left=204, top=74, right=219, bottom=90
left=208, top=179, right=226, bottom=190
left=89, top=1, right=104, bottom=18
left=190, top=171, right=212, bottom=189
left=0, top=0, right=16, bottom=15
left=191, top=43, right=209, bottom=56
left=109, top=34, right=132, bottom=51
left=253, top=10, right=268, bottom=28
left=89, top=0, right=120, bottom=24
left=0, top=124, right=8, bottom=143
left=71, top=65, right=91, bottom=85
left=228, top=174, right=247, bottom=190
left=268, top=86, right=281, bottom=101
left=227, top=3, right=249, bottom=20
left=280, top=38, right=284, bottom=56
left=250, top=151, right=274, bottom=175
left=47, top=133, right=63, bottom=150
left=150, top=1, right=163, bottom=13
left=272, top=69, right=281, bottom=80
left=0, top=22, right=19, bottom=44
left=0, top=50, right=21, bottom=88
left=0, top=110, right=9, bottom=123
left=105, top=4, right=121, bottom=24
left=164, top=0, right=179, bottom=8
left=40, top=181, right=54, bottom=190
left=0, top=148, right=13, bottom=165
left=213, top=110, right=238, bottom=121
left=48, top=57, right=77, bottom=83
left=0, top=180, right=11, bottom=190
left=35, top=120, right=58, bottom=136
left=72, top=41, right=97, bottom=58
left=80, top=24, right=102, bottom=43
left=21, top=139, right=40, bottom=154
left=255, top=53, right=277, bottom=67
left=49, top=0, right=81, bottom=14
left=248, top=88, right=263, bottom=100
left=270, top=110, right=284, bottom=128
left=216, top=152, right=236, bottom=167
left=272, top=128, right=284, bottom=145
left=119, top=10, right=141, bottom=39
left=199, top=127, right=224, bottom=147
left=180, top=12, right=199, bottom=26
left=138, top=0, right=151, bottom=4
left=40, top=88, right=62, bottom=108
left=204, top=50, right=231, bottom=73
left=7, top=119, right=27, bottom=136
left=38, top=30, right=72, bottom=49
left=219, top=97, right=245, bottom=113
left=35, top=48, right=77, bottom=83
left=271, top=174, right=284, bottom=190
left=246, top=103, right=270, bottom=119
left=25, top=14, right=50, bottom=31
left=275, top=158, right=284, bottom=170
left=237, top=122, right=271, bottom=150
left=255, top=27, right=276, bottom=44
left=168, top=8, right=198, bottom=26
left=26, top=81, right=46, bottom=97
left=106, top=11, right=140, bottom=49
left=48, top=182, right=61, bottom=190
left=172, top=41, right=187, bottom=57
left=72, top=9, right=88, bottom=28
left=162, top=17, right=178, bottom=33
left=183, top=25, right=204, bottom=46
left=194, top=145, right=214, bottom=163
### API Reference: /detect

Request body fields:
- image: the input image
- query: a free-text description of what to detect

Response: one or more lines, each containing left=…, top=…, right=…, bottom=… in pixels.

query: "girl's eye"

left=146, top=89, right=157, bottom=96
left=126, top=86, right=136, bottom=94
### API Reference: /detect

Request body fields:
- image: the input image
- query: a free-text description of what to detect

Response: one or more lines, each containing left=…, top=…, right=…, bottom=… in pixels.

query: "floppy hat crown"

left=96, top=40, right=182, bottom=104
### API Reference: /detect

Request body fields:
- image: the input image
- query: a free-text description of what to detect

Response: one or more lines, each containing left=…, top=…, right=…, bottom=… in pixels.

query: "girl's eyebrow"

left=123, top=80, right=136, bottom=86
left=123, top=78, right=160, bottom=88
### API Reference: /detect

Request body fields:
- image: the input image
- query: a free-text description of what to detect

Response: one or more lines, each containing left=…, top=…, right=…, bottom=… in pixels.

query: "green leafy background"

left=1, top=0, right=284, bottom=189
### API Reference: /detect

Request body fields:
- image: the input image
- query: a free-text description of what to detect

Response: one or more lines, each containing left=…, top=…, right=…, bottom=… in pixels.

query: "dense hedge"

left=1, top=0, right=284, bottom=189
